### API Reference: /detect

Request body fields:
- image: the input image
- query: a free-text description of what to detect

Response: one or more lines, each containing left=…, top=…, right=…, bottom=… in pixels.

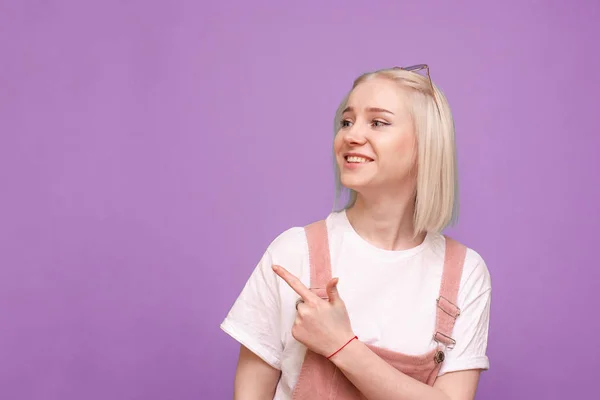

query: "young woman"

left=220, top=65, right=492, bottom=400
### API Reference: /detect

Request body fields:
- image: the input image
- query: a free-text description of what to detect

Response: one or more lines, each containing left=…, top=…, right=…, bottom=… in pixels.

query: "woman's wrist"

left=327, top=335, right=358, bottom=359
left=327, top=335, right=364, bottom=366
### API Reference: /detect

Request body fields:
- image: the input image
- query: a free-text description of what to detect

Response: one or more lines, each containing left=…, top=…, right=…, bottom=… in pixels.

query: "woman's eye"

left=341, top=119, right=352, bottom=128
left=372, top=120, right=389, bottom=127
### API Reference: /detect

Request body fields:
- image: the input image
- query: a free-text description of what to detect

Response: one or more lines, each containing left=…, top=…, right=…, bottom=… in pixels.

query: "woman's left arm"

left=330, top=338, right=481, bottom=400
left=272, top=264, right=488, bottom=400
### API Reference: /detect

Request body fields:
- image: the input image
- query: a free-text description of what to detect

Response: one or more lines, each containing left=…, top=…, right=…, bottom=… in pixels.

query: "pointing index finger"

left=272, top=265, right=318, bottom=302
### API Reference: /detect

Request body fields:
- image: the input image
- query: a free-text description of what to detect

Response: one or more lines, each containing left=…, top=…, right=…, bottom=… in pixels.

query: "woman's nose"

left=344, top=127, right=367, bottom=145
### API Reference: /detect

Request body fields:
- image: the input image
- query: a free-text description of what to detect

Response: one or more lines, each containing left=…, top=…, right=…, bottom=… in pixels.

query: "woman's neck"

left=345, top=193, right=426, bottom=251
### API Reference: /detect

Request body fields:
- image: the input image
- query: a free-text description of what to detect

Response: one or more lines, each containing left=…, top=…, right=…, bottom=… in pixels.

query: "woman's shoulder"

left=264, top=212, right=345, bottom=260
left=265, top=225, right=307, bottom=258
left=427, top=232, right=492, bottom=293
left=454, top=239, right=492, bottom=295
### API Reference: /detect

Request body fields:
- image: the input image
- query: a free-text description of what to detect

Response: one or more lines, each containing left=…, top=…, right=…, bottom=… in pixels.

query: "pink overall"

left=291, top=220, right=467, bottom=399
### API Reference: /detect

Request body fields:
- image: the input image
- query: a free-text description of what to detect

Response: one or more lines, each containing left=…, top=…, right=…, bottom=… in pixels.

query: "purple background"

left=1, top=1, right=598, bottom=399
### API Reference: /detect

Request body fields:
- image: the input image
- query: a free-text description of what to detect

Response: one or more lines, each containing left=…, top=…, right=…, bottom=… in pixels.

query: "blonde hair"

left=332, top=67, right=459, bottom=236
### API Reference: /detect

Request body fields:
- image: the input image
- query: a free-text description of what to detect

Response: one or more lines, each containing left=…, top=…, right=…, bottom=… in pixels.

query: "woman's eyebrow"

left=342, top=106, right=394, bottom=115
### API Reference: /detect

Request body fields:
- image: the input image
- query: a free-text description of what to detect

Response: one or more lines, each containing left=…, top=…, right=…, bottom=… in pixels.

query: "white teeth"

left=346, top=156, right=371, bottom=163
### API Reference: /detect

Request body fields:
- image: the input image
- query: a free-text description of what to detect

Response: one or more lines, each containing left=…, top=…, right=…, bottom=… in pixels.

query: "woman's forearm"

left=329, top=340, right=451, bottom=400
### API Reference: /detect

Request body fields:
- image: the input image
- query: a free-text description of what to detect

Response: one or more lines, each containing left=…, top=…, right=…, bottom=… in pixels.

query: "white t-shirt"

left=220, top=211, right=491, bottom=399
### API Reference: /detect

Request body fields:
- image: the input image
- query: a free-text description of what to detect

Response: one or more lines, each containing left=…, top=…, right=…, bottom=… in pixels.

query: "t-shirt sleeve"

left=438, top=251, right=492, bottom=375
left=220, top=247, right=283, bottom=370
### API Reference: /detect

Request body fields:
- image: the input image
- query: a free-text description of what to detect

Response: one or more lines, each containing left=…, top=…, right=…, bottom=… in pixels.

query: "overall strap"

left=433, top=236, right=467, bottom=349
left=304, top=220, right=332, bottom=300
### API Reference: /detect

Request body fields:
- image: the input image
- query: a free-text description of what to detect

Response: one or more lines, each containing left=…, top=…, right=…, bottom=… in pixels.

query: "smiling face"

left=334, top=77, right=418, bottom=198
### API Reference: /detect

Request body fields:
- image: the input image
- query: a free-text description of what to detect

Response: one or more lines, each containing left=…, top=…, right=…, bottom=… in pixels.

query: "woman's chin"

left=340, top=176, right=368, bottom=191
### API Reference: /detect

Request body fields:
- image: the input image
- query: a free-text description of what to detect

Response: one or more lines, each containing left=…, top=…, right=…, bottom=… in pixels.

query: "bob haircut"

left=332, top=67, right=459, bottom=237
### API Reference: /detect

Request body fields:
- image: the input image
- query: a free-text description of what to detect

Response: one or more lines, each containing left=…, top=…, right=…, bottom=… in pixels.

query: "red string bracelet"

left=326, top=335, right=358, bottom=359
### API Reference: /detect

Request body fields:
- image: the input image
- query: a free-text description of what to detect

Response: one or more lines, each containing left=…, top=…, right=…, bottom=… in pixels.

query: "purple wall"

left=1, top=1, right=598, bottom=399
